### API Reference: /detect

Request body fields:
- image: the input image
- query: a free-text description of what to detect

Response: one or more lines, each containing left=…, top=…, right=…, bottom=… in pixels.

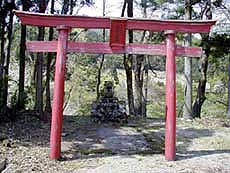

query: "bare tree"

left=183, top=0, right=193, bottom=119
left=0, top=0, right=15, bottom=110
left=17, top=0, right=30, bottom=110
left=44, top=0, right=55, bottom=114
left=3, top=0, right=15, bottom=107
left=0, top=1, right=7, bottom=109
left=121, top=0, right=135, bottom=115
left=96, top=0, right=106, bottom=100
left=192, top=0, right=212, bottom=118
left=134, top=0, right=148, bottom=117
left=61, top=0, right=69, bottom=14
left=227, top=54, right=230, bottom=118
left=134, top=54, right=145, bottom=116
left=35, top=0, right=47, bottom=115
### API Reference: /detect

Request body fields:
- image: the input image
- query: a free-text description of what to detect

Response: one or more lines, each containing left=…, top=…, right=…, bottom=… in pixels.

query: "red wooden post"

left=50, top=26, right=69, bottom=160
left=165, top=30, right=176, bottom=161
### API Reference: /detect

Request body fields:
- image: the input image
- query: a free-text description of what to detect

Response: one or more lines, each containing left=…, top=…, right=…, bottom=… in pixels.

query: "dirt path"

left=0, top=115, right=230, bottom=173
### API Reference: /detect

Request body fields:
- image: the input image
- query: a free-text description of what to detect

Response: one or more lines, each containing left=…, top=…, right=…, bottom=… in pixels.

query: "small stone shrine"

left=91, top=81, right=127, bottom=123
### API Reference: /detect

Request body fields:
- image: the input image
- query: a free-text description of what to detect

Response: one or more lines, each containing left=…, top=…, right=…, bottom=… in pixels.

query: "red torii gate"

left=14, top=10, right=215, bottom=161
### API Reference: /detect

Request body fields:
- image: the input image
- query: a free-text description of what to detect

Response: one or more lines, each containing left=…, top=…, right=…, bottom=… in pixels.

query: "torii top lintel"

left=14, top=10, right=216, bottom=33
left=14, top=10, right=216, bottom=57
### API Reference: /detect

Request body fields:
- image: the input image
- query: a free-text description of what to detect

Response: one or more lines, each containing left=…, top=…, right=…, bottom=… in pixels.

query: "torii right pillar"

left=165, top=30, right=176, bottom=161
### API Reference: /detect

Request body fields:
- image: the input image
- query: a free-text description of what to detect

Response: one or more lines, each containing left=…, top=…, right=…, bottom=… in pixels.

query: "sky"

left=76, top=0, right=165, bottom=19
left=75, top=0, right=230, bottom=34
left=77, top=0, right=125, bottom=17
left=77, top=0, right=230, bottom=20
left=52, top=0, right=230, bottom=34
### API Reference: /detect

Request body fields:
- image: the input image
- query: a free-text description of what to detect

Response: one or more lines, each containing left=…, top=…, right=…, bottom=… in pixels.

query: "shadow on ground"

left=177, top=149, right=230, bottom=160
left=1, top=114, right=230, bottom=161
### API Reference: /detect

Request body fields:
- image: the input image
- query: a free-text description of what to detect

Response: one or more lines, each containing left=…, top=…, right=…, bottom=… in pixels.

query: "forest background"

left=0, top=0, right=230, bottom=122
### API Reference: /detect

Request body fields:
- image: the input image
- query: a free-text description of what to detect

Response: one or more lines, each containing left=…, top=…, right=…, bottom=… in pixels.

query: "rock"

left=61, top=133, right=68, bottom=137
left=222, top=122, right=230, bottom=128
left=0, top=158, right=6, bottom=172
left=213, top=80, right=225, bottom=93
left=2, top=139, right=11, bottom=147
left=205, top=82, right=211, bottom=93
left=0, top=134, right=7, bottom=142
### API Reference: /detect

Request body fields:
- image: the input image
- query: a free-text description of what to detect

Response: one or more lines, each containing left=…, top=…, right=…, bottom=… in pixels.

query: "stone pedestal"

left=91, top=81, right=127, bottom=123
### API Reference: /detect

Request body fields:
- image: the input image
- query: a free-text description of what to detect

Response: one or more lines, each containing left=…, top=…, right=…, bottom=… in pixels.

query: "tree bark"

left=45, top=0, right=55, bottom=114
left=35, top=1, right=47, bottom=113
left=35, top=27, right=44, bottom=113
left=134, top=1, right=147, bottom=117
left=126, top=0, right=135, bottom=115
left=183, top=0, right=193, bottom=119
left=3, top=6, right=14, bottom=107
left=226, top=54, right=230, bottom=118
left=96, top=0, right=106, bottom=100
left=70, top=0, right=74, bottom=15
left=61, top=0, right=69, bottom=14
left=17, top=1, right=29, bottom=110
left=192, top=0, right=212, bottom=118
left=192, top=52, right=208, bottom=118
left=143, top=57, right=149, bottom=117
left=121, top=0, right=127, bottom=17
left=134, top=54, right=144, bottom=116
left=17, top=24, right=26, bottom=110
left=0, top=11, right=6, bottom=109
left=96, top=57, right=104, bottom=100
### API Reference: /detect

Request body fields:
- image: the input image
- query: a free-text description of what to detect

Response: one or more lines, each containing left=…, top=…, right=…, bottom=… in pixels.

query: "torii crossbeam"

left=14, top=10, right=216, bottom=161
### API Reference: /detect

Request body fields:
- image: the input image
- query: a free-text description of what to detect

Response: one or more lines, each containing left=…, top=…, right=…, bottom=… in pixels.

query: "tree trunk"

left=143, top=57, right=149, bottom=117
left=45, top=0, right=55, bottom=114
left=96, top=57, right=104, bottom=100
left=35, top=27, right=44, bottom=113
left=226, top=54, right=230, bottom=118
left=18, top=24, right=26, bottom=110
left=45, top=48, right=52, bottom=113
left=35, top=1, right=47, bottom=113
left=70, top=0, right=74, bottom=15
left=134, top=54, right=144, bottom=116
left=134, top=0, right=147, bottom=117
left=3, top=7, right=14, bottom=107
left=192, top=52, right=208, bottom=118
left=96, top=0, right=106, bottom=100
left=183, top=0, right=193, bottom=119
left=0, top=13, right=6, bottom=109
left=122, top=0, right=135, bottom=115
left=17, top=1, right=29, bottom=110
left=61, top=0, right=69, bottom=14
left=192, top=0, right=212, bottom=118
left=124, top=55, right=135, bottom=115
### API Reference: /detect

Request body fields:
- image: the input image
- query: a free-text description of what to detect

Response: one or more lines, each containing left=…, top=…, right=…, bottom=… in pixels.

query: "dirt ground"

left=0, top=115, right=230, bottom=173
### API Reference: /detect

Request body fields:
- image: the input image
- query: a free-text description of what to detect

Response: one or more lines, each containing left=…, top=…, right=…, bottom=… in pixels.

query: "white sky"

left=77, top=0, right=230, bottom=20
left=76, top=0, right=164, bottom=19
left=77, top=0, right=124, bottom=17
left=75, top=0, right=230, bottom=34
left=52, top=0, right=230, bottom=21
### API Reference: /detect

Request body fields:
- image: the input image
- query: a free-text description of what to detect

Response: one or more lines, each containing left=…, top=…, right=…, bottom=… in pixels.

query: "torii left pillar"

left=165, top=30, right=176, bottom=161
left=50, top=26, right=70, bottom=160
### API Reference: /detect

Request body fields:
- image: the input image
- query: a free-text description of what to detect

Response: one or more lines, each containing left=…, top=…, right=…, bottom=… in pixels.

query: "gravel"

left=0, top=115, right=230, bottom=173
